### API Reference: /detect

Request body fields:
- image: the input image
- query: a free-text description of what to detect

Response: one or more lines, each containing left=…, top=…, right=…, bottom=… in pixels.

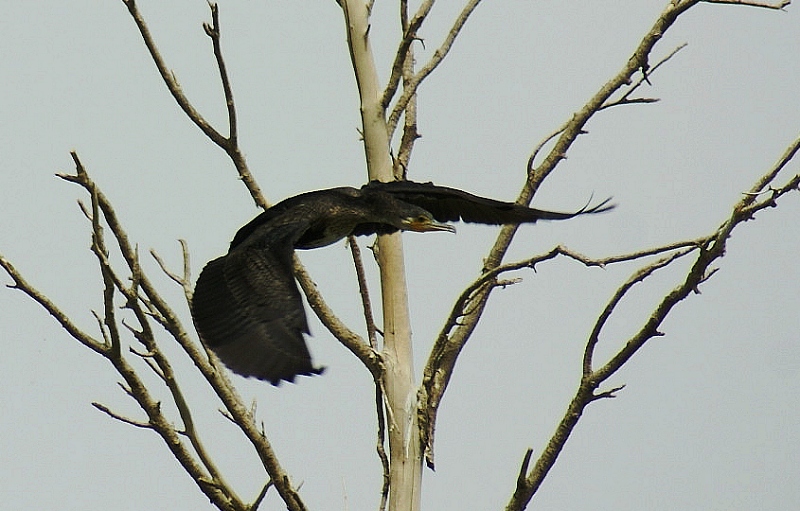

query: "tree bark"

left=341, top=1, right=423, bottom=510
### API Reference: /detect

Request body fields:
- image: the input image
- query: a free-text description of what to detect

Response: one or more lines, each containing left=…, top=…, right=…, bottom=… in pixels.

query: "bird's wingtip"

left=583, top=196, right=616, bottom=215
left=268, top=365, right=326, bottom=386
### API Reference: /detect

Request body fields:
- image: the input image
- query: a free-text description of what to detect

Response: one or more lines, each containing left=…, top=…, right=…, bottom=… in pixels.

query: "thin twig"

left=526, top=125, right=567, bottom=176
left=702, top=0, right=790, bottom=9
left=150, top=242, right=193, bottom=301
left=92, top=402, right=154, bottom=429
left=150, top=248, right=186, bottom=288
left=589, top=384, right=626, bottom=402
left=375, top=382, right=391, bottom=511
left=347, top=237, right=392, bottom=511
left=382, top=0, right=434, bottom=110
left=348, top=236, right=379, bottom=349
left=0, top=253, right=107, bottom=355
left=395, top=25, right=421, bottom=171
left=600, top=43, right=688, bottom=110
left=248, top=480, right=274, bottom=511
left=516, top=449, right=534, bottom=489
left=91, top=310, right=112, bottom=349
left=742, top=134, right=800, bottom=204
left=203, top=3, right=238, bottom=145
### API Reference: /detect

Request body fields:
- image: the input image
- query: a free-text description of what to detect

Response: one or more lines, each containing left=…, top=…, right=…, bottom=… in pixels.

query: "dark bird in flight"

left=191, top=180, right=614, bottom=385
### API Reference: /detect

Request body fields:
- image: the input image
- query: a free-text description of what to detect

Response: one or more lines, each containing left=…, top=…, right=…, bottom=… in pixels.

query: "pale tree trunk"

left=341, top=1, right=423, bottom=510
left=376, top=237, right=423, bottom=511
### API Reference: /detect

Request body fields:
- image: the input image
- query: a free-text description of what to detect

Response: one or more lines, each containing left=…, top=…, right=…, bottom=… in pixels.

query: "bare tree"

left=1, top=1, right=797, bottom=510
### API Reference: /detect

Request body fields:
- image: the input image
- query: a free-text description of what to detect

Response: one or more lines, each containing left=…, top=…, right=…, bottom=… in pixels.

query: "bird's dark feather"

left=192, top=179, right=614, bottom=385
left=362, top=180, right=614, bottom=224
left=229, top=187, right=362, bottom=249
left=192, top=222, right=324, bottom=384
left=349, top=221, right=402, bottom=237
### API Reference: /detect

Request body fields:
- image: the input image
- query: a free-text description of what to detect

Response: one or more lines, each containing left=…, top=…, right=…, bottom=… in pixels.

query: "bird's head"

left=400, top=211, right=456, bottom=234
left=367, top=191, right=456, bottom=234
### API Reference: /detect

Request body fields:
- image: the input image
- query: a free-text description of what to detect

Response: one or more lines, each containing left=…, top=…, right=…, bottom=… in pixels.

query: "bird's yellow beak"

left=407, top=219, right=456, bottom=233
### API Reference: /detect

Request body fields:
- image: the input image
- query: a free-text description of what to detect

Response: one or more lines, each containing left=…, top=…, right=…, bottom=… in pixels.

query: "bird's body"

left=191, top=180, right=613, bottom=385
left=229, top=185, right=451, bottom=251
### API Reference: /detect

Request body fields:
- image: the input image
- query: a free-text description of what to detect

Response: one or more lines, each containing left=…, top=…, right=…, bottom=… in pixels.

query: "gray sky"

left=2, top=1, right=799, bottom=510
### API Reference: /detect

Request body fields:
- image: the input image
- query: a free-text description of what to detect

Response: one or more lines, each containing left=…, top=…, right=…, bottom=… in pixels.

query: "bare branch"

left=516, top=449, right=534, bottom=489
left=418, top=238, right=704, bottom=467
left=526, top=125, right=568, bottom=176
left=92, top=402, right=154, bottom=429
left=91, top=310, right=113, bottom=349
left=109, top=7, right=352, bottom=500
left=742, top=134, right=800, bottom=204
left=590, top=384, right=626, bottom=402
left=121, top=0, right=267, bottom=209
left=295, top=256, right=383, bottom=377
left=388, top=0, right=484, bottom=136
left=507, top=380, right=594, bottom=511
left=121, top=0, right=226, bottom=147
left=203, top=2, right=238, bottom=145
left=60, top=152, right=306, bottom=511
left=150, top=242, right=193, bottom=302
left=395, top=42, right=421, bottom=171
left=422, top=0, right=711, bottom=470
left=116, top=3, right=355, bottom=506
left=115, top=354, right=244, bottom=511
left=702, top=0, right=790, bottom=9
left=0, top=253, right=107, bottom=355
left=583, top=248, right=695, bottom=376
left=341, top=0, right=394, bottom=180
left=421, top=238, right=703, bottom=407
left=342, top=235, right=392, bottom=503
left=87, top=174, right=124, bottom=359
left=348, top=236, right=379, bottom=349
left=249, top=480, right=274, bottom=511
left=60, top=155, right=203, bottom=363
left=150, top=248, right=186, bottom=288
left=75, top=158, right=245, bottom=507
left=594, top=151, right=800, bottom=386
left=382, top=0, right=434, bottom=110
left=375, top=382, right=391, bottom=511
left=346, top=235, right=391, bottom=510
left=600, top=43, right=687, bottom=110
left=507, top=130, right=800, bottom=511
left=524, top=1, right=699, bottom=191
left=486, top=239, right=706, bottom=284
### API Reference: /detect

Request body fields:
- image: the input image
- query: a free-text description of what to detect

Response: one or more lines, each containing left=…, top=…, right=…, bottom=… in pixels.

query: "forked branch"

left=419, top=0, right=706, bottom=469
left=121, top=0, right=265, bottom=209
left=387, top=0, right=484, bottom=137
left=419, top=0, right=794, bottom=479
left=507, top=131, right=800, bottom=510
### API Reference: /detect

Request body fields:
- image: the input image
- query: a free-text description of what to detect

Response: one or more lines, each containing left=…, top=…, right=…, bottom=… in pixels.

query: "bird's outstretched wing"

left=363, top=180, right=614, bottom=224
left=191, top=222, right=324, bottom=385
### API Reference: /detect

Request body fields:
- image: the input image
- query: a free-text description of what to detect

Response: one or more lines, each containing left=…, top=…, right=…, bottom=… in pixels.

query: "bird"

left=190, top=180, right=614, bottom=385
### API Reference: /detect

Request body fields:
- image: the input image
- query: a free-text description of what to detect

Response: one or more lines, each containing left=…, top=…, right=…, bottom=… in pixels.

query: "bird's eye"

left=415, top=215, right=428, bottom=223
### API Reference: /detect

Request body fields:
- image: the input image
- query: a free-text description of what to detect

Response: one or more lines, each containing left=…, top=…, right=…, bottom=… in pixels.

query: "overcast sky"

left=2, top=1, right=799, bottom=510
